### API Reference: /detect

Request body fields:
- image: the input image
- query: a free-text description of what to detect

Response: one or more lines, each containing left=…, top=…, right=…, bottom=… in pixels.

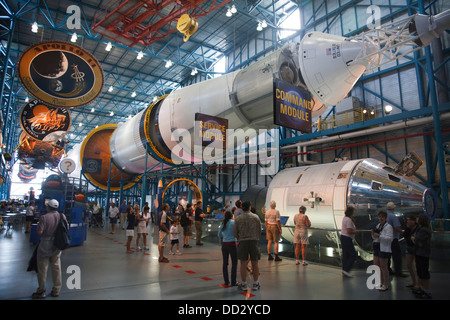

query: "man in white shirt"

left=265, top=200, right=282, bottom=261
left=109, top=202, right=119, bottom=234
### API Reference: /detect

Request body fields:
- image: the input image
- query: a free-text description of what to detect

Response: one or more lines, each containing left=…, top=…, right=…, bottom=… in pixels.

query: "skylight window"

left=280, top=8, right=301, bottom=40
left=213, top=56, right=226, bottom=78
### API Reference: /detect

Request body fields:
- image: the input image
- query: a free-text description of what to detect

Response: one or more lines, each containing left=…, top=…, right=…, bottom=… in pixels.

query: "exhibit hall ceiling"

left=3, top=0, right=299, bottom=149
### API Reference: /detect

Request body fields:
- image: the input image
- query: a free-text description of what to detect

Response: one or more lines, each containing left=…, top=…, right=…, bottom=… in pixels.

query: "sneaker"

left=302, top=261, right=308, bottom=266
left=136, top=247, right=142, bottom=252
left=377, top=285, right=389, bottom=291
left=416, top=290, right=432, bottom=299
left=175, top=250, right=182, bottom=255
left=342, top=270, right=353, bottom=278
left=169, top=251, right=174, bottom=255
left=32, top=290, right=46, bottom=299
left=275, top=255, right=282, bottom=261
left=252, top=282, right=260, bottom=291
left=238, top=282, right=248, bottom=291
left=268, top=254, right=274, bottom=260
left=144, top=247, right=150, bottom=251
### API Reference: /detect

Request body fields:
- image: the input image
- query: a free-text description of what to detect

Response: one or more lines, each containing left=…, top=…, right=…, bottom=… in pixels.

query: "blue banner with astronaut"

left=273, top=79, right=312, bottom=133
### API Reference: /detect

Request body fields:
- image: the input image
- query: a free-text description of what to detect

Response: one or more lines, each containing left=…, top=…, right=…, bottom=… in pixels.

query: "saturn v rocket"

left=72, top=10, right=448, bottom=255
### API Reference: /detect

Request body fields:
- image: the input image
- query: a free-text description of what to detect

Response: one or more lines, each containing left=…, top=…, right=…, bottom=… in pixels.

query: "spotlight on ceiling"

left=384, top=105, right=393, bottom=114
left=31, top=22, right=38, bottom=33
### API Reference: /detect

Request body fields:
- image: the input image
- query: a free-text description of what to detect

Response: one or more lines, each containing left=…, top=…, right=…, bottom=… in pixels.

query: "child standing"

left=169, top=219, right=182, bottom=255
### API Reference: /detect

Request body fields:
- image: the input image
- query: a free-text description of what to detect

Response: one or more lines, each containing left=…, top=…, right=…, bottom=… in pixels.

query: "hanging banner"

left=18, top=41, right=104, bottom=108
left=20, top=99, right=71, bottom=141
left=273, top=79, right=313, bottom=133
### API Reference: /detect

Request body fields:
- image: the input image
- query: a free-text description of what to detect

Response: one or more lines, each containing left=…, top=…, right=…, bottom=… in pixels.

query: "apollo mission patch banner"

left=18, top=41, right=104, bottom=108
left=273, top=79, right=312, bottom=133
left=20, top=99, right=71, bottom=142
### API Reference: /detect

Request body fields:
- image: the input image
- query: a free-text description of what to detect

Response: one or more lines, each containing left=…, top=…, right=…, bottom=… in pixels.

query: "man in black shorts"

left=233, top=201, right=261, bottom=291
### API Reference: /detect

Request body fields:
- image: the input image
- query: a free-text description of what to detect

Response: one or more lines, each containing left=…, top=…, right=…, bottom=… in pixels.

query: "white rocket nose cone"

left=299, top=32, right=377, bottom=107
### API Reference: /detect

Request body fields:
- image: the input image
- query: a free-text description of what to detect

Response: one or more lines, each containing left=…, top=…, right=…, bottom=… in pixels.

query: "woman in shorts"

left=371, top=210, right=393, bottom=291
left=293, top=206, right=311, bottom=266
left=126, top=207, right=136, bottom=253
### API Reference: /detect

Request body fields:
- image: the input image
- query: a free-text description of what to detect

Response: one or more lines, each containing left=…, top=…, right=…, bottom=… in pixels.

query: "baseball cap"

left=47, top=199, right=59, bottom=209
left=386, top=202, right=395, bottom=210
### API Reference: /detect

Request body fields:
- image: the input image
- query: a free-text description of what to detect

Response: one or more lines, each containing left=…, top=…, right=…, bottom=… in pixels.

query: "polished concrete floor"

left=1, top=221, right=449, bottom=302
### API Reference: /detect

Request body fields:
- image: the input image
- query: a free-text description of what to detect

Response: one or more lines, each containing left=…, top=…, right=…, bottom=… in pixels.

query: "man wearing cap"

left=32, top=199, right=67, bottom=299
left=386, top=202, right=406, bottom=277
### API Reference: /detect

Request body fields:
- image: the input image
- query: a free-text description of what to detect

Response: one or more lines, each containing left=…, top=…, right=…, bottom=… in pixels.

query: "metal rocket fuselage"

left=265, top=158, right=436, bottom=260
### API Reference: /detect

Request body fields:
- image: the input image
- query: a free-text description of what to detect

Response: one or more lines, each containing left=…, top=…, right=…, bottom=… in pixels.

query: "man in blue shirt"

left=119, top=200, right=128, bottom=230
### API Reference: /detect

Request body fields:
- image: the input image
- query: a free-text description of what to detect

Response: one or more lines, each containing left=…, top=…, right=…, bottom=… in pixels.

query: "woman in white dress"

left=136, top=206, right=150, bottom=252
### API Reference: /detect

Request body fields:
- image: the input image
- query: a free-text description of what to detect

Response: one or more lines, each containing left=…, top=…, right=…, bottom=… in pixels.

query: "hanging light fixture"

left=231, top=4, right=237, bottom=14
left=71, top=32, right=77, bottom=43
left=131, top=91, right=137, bottom=98
left=137, top=51, right=144, bottom=60
left=31, top=22, right=38, bottom=33
left=384, top=105, right=393, bottom=114
left=257, top=22, right=263, bottom=31
left=105, top=42, right=112, bottom=51
left=165, top=60, right=173, bottom=68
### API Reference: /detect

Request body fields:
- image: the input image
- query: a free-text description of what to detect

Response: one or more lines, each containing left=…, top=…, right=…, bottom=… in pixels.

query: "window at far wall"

left=279, top=8, right=301, bottom=40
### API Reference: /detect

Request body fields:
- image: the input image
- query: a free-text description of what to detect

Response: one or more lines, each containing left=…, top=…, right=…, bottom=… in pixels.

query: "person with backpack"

left=32, top=199, right=67, bottom=299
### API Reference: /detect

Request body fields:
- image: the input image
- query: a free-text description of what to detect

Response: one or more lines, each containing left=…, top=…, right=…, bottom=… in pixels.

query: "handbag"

left=54, top=212, right=71, bottom=250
